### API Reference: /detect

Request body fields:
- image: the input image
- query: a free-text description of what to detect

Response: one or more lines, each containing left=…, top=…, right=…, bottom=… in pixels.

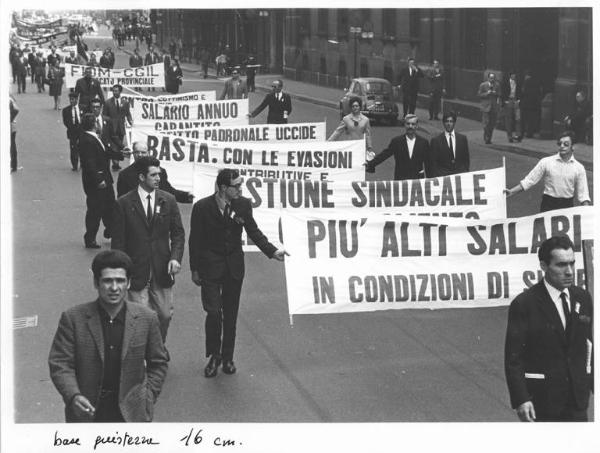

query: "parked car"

left=339, top=77, right=399, bottom=125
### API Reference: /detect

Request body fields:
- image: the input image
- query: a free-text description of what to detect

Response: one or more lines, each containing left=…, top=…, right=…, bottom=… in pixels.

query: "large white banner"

left=130, top=130, right=366, bottom=194
left=131, top=98, right=249, bottom=131
left=282, top=206, right=594, bottom=314
left=131, top=121, right=327, bottom=142
left=64, top=63, right=165, bottom=89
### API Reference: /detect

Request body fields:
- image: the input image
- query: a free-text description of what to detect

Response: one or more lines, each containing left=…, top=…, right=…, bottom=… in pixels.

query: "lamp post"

left=350, top=27, right=374, bottom=78
left=349, top=26, right=361, bottom=78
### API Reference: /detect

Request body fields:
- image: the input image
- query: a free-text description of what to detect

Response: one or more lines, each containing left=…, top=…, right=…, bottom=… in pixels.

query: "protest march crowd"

left=8, top=15, right=594, bottom=425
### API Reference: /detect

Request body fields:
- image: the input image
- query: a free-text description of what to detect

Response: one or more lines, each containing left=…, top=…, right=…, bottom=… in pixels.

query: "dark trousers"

left=540, top=194, right=574, bottom=213
left=94, top=391, right=124, bottom=422
left=247, top=75, right=255, bottom=92
left=521, top=108, right=540, bottom=137
left=84, top=185, right=116, bottom=243
left=402, top=91, right=417, bottom=117
left=69, top=138, right=80, bottom=170
left=17, top=74, right=26, bottom=93
left=429, top=91, right=442, bottom=119
left=10, top=132, right=17, bottom=171
left=201, top=273, right=243, bottom=361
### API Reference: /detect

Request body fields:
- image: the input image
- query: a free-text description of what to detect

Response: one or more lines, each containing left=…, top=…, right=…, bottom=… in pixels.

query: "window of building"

left=298, top=9, right=310, bottom=35
left=464, top=9, right=486, bottom=70
left=320, top=56, right=327, bottom=75
left=382, top=9, right=396, bottom=38
left=337, top=10, right=348, bottom=39
left=317, top=9, right=328, bottom=36
left=339, top=59, right=347, bottom=78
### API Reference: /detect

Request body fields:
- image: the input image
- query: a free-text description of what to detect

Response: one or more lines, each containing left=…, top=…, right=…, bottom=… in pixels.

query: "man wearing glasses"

left=116, top=141, right=194, bottom=203
left=219, top=68, right=248, bottom=100
left=189, top=169, right=288, bottom=378
left=504, top=131, right=591, bottom=212
left=248, top=79, right=292, bottom=124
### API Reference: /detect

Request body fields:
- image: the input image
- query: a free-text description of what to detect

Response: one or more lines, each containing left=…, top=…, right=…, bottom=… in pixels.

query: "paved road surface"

left=8, top=29, right=593, bottom=430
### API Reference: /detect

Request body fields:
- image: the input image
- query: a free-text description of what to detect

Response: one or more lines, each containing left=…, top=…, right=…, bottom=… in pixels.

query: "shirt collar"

left=554, top=153, right=576, bottom=163
left=214, top=192, right=229, bottom=212
left=138, top=185, right=155, bottom=201
left=97, top=300, right=127, bottom=322
left=543, top=278, right=569, bottom=304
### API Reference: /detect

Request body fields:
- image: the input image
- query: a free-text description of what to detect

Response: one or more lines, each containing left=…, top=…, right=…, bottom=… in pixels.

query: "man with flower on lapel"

left=189, top=169, right=288, bottom=378
left=505, top=235, right=593, bottom=422
left=48, top=250, right=168, bottom=422
left=111, top=156, right=185, bottom=342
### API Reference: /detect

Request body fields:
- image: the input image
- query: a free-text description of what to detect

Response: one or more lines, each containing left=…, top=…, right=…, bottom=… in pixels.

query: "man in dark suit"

left=144, top=47, right=160, bottom=91
left=505, top=236, right=593, bottom=422
left=74, top=67, right=105, bottom=113
left=48, top=250, right=168, bottom=422
left=398, top=57, right=424, bottom=119
left=427, top=111, right=470, bottom=177
left=116, top=141, right=193, bottom=203
left=500, top=71, right=522, bottom=143
left=62, top=92, right=84, bottom=171
left=219, top=68, right=248, bottom=100
left=189, top=169, right=287, bottom=378
left=112, top=156, right=185, bottom=342
left=79, top=112, right=128, bottom=249
left=365, top=114, right=429, bottom=180
left=103, top=84, right=133, bottom=170
left=129, top=48, right=143, bottom=67
left=248, top=79, right=292, bottom=124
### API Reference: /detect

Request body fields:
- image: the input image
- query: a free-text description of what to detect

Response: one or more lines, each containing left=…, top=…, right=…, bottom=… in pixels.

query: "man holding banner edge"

left=189, top=169, right=288, bottom=378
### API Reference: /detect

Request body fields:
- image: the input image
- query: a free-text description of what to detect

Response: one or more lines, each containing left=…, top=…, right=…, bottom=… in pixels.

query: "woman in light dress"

left=328, top=96, right=374, bottom=160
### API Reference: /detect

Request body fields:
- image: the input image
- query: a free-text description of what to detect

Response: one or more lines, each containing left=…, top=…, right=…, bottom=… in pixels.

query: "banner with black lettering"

left=130, top=99, right=249, bottom=132
left=130, top=130, right=365, bottom=194
left=131, top=121, right=326, bottom=143
left=64, top=63, right=165, bottom=89
left=281, top=206, right=593, bottom=314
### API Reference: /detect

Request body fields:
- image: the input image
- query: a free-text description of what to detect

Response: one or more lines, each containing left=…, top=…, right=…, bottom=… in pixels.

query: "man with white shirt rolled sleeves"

left=504, top=130, right=591, bottom=212
left=505, top=235, right=593, bottom=422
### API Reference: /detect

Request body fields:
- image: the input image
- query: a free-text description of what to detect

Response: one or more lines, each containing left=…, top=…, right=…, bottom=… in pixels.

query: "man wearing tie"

left=478, top=72, right=501, bottom=144
left=248, top=79, right=292, bottom=124
left=365, top=114, right=429, bottom=180
left=398, top=57, right=424, bottom=119
left=62, top=93, right=83, bottom=171
left=219, top=68, right=248, bottom=100
left=505, top=236, right=593, bottom=422
left=103, top=84, right=133, bottom=171
left=111, top=156, right=185, bottom=342
left=189, top=169, right=287, bottom=378
left=78, top=113, right=128, bottom=249
left=427, top=111, right=470, bottom=177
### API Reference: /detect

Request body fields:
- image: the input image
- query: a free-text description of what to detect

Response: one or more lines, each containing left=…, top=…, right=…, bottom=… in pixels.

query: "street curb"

left=255, top=84, right=338, bottom=110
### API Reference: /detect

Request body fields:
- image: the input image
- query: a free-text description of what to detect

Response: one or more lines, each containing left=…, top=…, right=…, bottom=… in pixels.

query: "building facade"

left=151, top=8, right=592, bottom=134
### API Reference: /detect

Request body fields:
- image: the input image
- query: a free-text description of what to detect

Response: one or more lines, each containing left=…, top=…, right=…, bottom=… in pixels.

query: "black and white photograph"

left=1, top=1, right=597, bottom=452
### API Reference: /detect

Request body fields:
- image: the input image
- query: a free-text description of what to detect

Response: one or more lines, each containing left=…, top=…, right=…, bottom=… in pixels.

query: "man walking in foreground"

left=505, top=236, right=593, bottom=422
left=48, top=250, right=168, bottom=422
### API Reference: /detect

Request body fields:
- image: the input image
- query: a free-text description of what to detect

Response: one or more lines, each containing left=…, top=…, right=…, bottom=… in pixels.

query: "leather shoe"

left=222, top=360, right=236, bottom=375
left=204, top=356, right=221, bottom=378
left=85, top=241, right=101, bottom=249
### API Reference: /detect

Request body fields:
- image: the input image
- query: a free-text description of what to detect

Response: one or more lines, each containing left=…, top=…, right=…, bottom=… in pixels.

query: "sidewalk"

left=120, top=43, right=593, bottom=170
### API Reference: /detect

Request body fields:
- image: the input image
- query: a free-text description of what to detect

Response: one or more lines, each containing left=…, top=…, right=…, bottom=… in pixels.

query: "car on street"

left=339, top=77, right=399, bottom=125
